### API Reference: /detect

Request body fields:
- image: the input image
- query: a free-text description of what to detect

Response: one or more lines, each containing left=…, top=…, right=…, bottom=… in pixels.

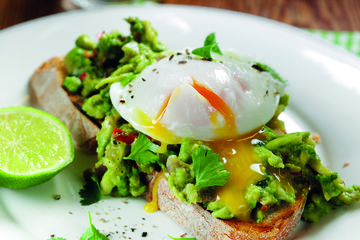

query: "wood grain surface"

left=1, top=0, right=360, bottom=31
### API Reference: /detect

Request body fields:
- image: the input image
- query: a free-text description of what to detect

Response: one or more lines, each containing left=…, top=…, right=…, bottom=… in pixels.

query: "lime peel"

left=0, top=106, right=74, bottom=189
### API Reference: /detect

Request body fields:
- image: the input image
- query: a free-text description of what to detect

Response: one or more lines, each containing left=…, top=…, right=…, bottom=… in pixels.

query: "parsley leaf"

left=124, top=132, right=160, bottom=165
left=79, top=174, right=102, bottom=206
left=80, top=212, right=110, bottom=240
left=168, top=235, right=197, bottom=240
left=191, top=32, right=222, bottom=59
left=192, top=147, right=230, bottom=190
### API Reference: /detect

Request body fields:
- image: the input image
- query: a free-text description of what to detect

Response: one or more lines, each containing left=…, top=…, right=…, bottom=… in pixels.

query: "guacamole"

left=64, top=18, right=360, bottom=223
left=63, top=17, right=168, bottom=120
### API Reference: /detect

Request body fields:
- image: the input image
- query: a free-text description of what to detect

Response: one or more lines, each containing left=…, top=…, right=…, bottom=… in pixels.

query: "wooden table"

left=1, top=0, right=360, bottom=31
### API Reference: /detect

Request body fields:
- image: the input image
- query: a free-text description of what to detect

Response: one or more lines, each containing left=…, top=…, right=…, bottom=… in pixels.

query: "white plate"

left=1, top=4, right=360, bottom=240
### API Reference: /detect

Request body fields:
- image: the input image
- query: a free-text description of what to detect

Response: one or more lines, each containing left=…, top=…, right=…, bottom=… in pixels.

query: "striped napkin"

left=308, top=30, right=360, bottom=57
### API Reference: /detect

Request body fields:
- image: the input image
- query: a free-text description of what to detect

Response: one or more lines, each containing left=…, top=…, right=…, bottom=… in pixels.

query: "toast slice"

left=145, top=171, right=306, bottom=240
left=29, top=57, right=99, bottom=152
left=29, top=58, right=307, bottom=240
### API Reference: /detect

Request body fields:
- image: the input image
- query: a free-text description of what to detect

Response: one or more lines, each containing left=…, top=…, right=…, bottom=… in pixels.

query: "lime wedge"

left=0, top=106, right=75, bottom=189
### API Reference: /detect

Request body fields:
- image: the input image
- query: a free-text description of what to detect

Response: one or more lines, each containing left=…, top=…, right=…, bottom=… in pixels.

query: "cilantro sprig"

left=80, top=212, right=109, bottom=240
left=192, top=147, right=230, bottom=190
left=79, top=174, right=102, bottom=206
left=191, top=32, right=222, bottom=59
left=124, top=132, right=160, bottom=165
left=47, top=212, right=109, bottom=240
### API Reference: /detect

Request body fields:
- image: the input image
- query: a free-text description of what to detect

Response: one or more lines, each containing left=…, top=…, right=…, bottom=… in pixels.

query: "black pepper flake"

left=264, top=90, right=269, bottom=97
left=141, top=78, right=146, bottom=82
left=252, top=64, right=265, bottom=72
left=201, top=57, right=212, bottom=61
left=178, top=60, right=187, bottom=64
left=141, top=232, right=148, bottom=237
left=128, top=90, right=132, bottom=93
left=131, top=95, right=134, bottom=99
left=169, top=54, right=174, bottom=60
left=176, top=52, right=182, bottom=55
left=120, top=99, right=126, bottom=104
left=131, top=228, right=136, bottom=232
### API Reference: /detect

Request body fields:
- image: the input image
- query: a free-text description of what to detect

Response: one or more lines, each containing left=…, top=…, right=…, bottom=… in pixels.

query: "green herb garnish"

left=191, top=32, right=222, bottom=59
left=124, top=132, right=160, bottom=165
left=80, top=212, right=110, bottom=240
left=79, top=174, right=102, bottom=206
left=47, top=212, right=109, bottom=240
left=252, top=62, right=288, bottom=85
left=192, top=147, right=230, bottom=190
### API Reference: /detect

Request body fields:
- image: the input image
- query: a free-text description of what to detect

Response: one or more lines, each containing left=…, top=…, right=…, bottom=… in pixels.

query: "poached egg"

left=110, top=50, right=285, bottom=144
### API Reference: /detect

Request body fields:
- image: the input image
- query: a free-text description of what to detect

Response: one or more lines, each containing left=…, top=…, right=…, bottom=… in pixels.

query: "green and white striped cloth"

left=308, top=30, right=360, bottom=57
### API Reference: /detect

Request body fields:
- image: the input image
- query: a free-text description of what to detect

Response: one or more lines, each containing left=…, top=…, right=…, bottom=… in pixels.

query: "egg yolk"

left=130, top=107, right=182, bottom=144
left=190, top=78, right=237, bottom=138
left=207, top=131, right=265, bottom=220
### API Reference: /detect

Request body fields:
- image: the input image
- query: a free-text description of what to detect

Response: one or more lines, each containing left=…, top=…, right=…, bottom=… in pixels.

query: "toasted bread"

left=144, top=170, right=306, bottom=240
left=29, top=57, right=307, bottom=240
left=29, top=57, right=99, bottom=152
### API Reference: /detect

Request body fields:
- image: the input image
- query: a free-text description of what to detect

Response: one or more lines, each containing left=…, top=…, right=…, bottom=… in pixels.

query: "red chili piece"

left=84, top=50, right=97, bottom=58
left=112, top=128, right=137, bottom=145
left=146, top=135, right=161, bottom=146
left=79, top=72, right=88, bottom=81
left=96, top=30, right=106, bottom=40
left=260, top=204, right=269, bottom=212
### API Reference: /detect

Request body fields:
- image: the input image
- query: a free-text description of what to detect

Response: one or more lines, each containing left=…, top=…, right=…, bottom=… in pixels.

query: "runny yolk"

left=207, top=131, right=265, bottom=220
left=144, top=171, right=166, bottom=213
left=190, top=78, right=237, bottom=138
left=131, top=107, right=182, bottom=145
left=131, top=88, right=183, bottom=145
left=153, top=91, right=173, bottom=124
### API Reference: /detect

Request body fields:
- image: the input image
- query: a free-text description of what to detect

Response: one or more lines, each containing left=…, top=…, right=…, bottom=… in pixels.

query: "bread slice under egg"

left=29, top=57, right=307, bottom=240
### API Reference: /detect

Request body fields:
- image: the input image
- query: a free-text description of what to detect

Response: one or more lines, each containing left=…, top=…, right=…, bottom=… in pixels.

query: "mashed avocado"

left=69, top=18, right=360, bottom=223
left=63, top=17, right=168, bottom=120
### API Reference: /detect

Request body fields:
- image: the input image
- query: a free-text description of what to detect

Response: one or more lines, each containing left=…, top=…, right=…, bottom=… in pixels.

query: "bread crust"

left=29, top=57, right=307, bottom=240
left=149, top=172, right=306, bottom=240
left=29, top=57, right=99, bottom=151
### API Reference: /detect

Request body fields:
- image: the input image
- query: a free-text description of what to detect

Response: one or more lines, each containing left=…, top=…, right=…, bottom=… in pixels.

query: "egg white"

left=110, top=50, right=285, bottom=144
